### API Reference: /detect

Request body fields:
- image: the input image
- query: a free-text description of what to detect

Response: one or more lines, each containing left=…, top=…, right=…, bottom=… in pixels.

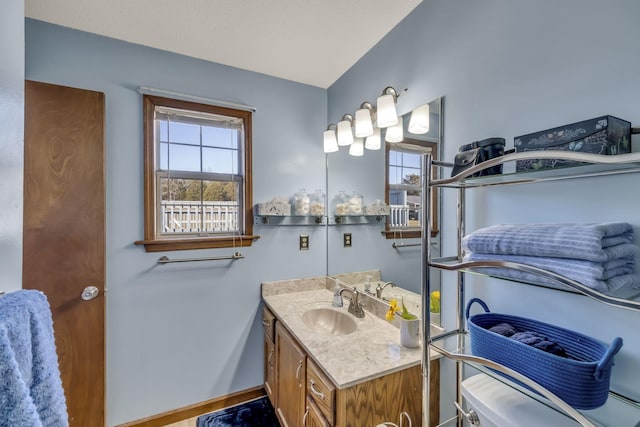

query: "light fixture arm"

left=381, top=86, right=408, bottom=101
left=341, top=114, right=354, bottom=123
left=359, top=101, right=376, bottom=122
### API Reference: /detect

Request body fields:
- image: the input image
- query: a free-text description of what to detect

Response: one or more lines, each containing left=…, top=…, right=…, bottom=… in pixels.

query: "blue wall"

left=0, top=0, right=24, bottom=293
left=26, top=19, right=327, bottom=425
left=329, top=0, right=640, bottom=421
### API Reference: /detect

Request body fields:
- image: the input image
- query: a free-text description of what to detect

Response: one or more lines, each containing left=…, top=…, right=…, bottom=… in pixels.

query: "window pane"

left=158, top=178, right=240, bottom=234
left=160, top=177, right=187, bottom=202
left=389, top=166, right=401, bottom=185
left=202, top=126, right=239, bottom=149
left=389, top=150, right=401, bottom=166
left=159, top=142, right=169, bottom=170
left=169, top=144, right=201, bottom=172
left=402, top=152, right=422, bottom=168
left=159, top=120, right=168, bottom=142
left=203, top=147, right=238, bottom=174
left=168, top=121, right=200, bottom=145
left=402, top=168, right=421, bottom=189
left=202, top=180, right=239, bottom=233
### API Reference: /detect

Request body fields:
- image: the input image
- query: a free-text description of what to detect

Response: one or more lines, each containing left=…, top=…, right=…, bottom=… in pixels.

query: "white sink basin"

left=302, top=308, right=357, bottom=336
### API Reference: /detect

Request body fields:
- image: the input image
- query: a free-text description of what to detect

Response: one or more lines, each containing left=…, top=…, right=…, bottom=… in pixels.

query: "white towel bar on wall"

left=157, top=252, right=244, bottom=264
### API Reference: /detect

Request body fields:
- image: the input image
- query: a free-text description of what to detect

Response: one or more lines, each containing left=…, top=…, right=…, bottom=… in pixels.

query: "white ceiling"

left=25, top=0, right=422, bottom=88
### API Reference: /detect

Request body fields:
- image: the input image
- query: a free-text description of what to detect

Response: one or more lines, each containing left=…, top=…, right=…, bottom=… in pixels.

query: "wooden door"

left=23, top=80, right=106, bottom=426
left=275, top=323, right=306, bottom=427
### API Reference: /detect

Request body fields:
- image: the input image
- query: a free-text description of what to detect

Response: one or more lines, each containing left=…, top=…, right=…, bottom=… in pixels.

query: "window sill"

left=383, top=230, right=439, bottom=239
left=134, top=235, right=260, bottom=252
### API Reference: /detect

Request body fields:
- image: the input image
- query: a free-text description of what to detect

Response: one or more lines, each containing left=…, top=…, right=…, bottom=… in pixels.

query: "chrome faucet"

left=339, top=287, right=365, bottom=318
left=376, top=281, right=396, bottom=299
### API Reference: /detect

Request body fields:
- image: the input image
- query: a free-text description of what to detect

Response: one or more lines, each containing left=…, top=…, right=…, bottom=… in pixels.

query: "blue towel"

left=510, top=331, right=568, bottom=358
left=488, top=322, right=518, bottom=337
left=462, top=223, right=634, bottom=262
left=465, top=252, right=638, bottom=292
left=0, top=290, right=68, bottom=427
left=465, top=262, right=640, bottom=293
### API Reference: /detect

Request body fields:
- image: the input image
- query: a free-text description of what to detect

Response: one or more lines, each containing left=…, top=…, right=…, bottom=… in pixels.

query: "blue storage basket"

left=465, top=298, right=623, bottom=409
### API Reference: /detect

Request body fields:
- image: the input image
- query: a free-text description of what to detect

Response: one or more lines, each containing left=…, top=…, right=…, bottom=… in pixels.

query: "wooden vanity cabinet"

left=264, top=306, right=440, bottom=427
left=275, top=321, right=307, bottom=427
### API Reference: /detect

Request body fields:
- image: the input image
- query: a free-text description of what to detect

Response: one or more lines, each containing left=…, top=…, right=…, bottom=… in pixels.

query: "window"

left=136, top=95, right=257, bottom=251
left=384, top=138, right=438, bottom=239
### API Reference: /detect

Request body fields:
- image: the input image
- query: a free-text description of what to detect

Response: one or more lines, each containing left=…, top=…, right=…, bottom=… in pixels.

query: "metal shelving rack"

left=421, top=151, right=640, bottom=427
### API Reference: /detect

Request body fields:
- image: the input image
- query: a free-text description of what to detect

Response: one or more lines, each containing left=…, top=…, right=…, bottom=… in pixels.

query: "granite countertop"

left=262, top=281, right=441, bottom=390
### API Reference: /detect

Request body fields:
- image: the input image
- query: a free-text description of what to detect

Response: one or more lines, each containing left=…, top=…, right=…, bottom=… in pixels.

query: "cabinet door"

left=275, top=322, right=306, bottom=427
left=264, top=334, right=276, bottom=405
left=305, top=397, right=331, bottom=427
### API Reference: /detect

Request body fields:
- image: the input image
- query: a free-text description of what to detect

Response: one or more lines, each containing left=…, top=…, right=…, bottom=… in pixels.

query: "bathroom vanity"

left=262, top=277, right=440, bottom=427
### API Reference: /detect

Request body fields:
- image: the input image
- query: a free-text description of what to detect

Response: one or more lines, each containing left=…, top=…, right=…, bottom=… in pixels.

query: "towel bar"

left=392, top=242, right=421, bottom=248
left=392, top=241, right=437, bottom=249
left=157, top=252, right=244, bottom=264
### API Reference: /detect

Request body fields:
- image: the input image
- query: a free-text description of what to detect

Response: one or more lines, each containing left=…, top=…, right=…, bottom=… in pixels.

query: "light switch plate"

left=343, top=233, right=352, bottom=247
left=299, top=235, right=309, bottom=250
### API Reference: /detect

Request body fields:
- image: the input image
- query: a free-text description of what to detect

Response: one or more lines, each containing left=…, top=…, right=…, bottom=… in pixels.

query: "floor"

left=163, top=417, right=197, bottom=427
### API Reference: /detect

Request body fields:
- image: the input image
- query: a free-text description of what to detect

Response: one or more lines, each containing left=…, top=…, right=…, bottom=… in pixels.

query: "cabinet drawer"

left=263, top=306, right=276, bottom=343
left=305, top=396, right=331, bottom=427
left=306, top=360, right=335, bottom=425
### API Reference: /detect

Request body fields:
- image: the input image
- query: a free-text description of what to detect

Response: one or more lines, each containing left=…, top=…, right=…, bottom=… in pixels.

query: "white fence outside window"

left=389, top=204, right=421, bottom=228
left=161, top=201, right=238, bottom=233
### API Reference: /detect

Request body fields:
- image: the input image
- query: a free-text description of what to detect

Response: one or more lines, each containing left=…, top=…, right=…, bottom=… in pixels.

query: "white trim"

left=137, top=86, right=256, bottom=112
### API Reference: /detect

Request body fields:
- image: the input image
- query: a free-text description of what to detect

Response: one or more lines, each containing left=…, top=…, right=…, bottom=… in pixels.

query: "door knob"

left=81, top=286, right=99, bottom=301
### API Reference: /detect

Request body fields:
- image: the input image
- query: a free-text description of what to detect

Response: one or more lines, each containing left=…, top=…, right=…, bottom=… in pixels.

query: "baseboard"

left=115, top=386, right=266, bottom=427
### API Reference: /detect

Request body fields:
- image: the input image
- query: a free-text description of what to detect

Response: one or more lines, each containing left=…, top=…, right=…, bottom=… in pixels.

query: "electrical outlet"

left=343, top=233, right=352, bottom=247
left=299, top=234, right=309, bottom=250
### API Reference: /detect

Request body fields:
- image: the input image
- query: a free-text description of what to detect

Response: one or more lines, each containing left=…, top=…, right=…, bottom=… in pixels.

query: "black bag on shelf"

left=451, top=137, right=506, bottom=177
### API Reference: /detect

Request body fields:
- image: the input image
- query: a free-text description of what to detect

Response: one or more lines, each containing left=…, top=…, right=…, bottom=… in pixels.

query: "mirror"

left=326, top=97, right=444, bottom=322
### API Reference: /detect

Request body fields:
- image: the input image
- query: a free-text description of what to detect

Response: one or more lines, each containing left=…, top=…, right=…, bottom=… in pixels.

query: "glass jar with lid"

left=335, top=190, right=350, bottom=216
left=349, top=191, right=364, bottom=215
left=293, top=189, right=310, bottom=216
left=310, top=189, right=325, bottom=216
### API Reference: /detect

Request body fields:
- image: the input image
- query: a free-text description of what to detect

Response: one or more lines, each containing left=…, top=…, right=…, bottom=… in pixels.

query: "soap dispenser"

left=332, top=282, right=343, bottom=307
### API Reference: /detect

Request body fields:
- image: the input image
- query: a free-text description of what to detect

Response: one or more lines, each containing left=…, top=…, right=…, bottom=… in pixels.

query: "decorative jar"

left=335, top=190, right=350, bottom=216
left=309, top=189, right=325, bottom=216
left=293, top=189, right=310, bottom=216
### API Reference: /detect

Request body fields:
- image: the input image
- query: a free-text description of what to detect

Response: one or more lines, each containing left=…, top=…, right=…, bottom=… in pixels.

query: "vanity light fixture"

left=324, top=85, right=406, bottom=155
left=349, top=137, right=365, bottom=156
left=323, top=124, right=339, bottom=153
left=385, top=115, right=404, bottom=143
left=336, top=114, right=354, bottom=146
left=365, top=127, right=381, bottom=150
left=354, top=102, right=375, bottom=138
left=376, top=86, right=400, bottom=128
left=408, top=103, right=430, bottom=134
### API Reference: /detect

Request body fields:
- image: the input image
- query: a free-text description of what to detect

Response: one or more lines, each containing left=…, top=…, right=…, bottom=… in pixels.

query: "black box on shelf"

left=514, top=115, right=631, bottom=172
